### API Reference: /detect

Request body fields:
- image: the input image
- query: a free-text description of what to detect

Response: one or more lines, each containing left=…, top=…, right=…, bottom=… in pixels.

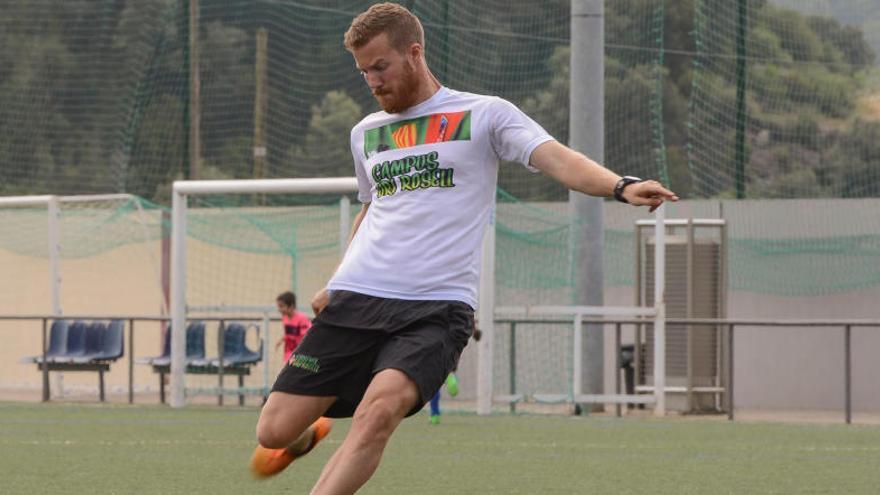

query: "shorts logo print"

left=289, top=353, right=320, bottom=373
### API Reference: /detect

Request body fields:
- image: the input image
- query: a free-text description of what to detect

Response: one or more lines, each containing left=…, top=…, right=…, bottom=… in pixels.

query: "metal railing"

left=493, top=316, right=880, bottom=424
left=5, top=314, right=879, bottom=423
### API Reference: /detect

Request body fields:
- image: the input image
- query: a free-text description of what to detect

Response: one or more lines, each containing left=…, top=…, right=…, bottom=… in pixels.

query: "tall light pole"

left=570, top=0, right=605, bottom=412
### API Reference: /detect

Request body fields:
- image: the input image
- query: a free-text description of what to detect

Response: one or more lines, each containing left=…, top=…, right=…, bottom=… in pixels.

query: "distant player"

left=428, top=327, right=481, bottom=425
left=428, top=374, right=458, bottom=425
left=274, top=291, right=312, bottom=364
left=250, top=3, right=677, bottom=493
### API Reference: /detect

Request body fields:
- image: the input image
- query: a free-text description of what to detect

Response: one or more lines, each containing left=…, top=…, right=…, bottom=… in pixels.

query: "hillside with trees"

left=0, top=0, right=875, bottom=201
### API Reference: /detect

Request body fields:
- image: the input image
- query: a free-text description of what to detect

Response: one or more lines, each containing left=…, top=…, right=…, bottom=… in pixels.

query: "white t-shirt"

left=327, top=87, right=555, bottom=309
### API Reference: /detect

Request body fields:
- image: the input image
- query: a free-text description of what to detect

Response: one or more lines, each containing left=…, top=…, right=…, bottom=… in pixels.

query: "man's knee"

left=256, top=415, right=300, bottom=449
left=255, top=393, right=329, bottom=449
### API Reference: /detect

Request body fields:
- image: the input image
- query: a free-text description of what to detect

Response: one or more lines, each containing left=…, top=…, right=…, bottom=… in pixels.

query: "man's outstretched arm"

left=529, top=140, right=678, bottom=210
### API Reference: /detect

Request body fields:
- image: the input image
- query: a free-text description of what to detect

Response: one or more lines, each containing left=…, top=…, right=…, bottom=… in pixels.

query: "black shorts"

left=271, top=290, right=474, bottom=418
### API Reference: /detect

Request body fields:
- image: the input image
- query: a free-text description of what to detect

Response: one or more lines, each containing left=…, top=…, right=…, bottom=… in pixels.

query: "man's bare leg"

left=309, top=369, right=419, bottom=495
left=256, top=392, right=336, bottom=449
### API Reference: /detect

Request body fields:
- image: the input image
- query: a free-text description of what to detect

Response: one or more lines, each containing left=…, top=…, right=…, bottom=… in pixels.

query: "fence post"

left=128, top=319, right=135, bottom=404
left=509, top=322, right=517, bottom=414
left=572, top=313, right=583, bottom=414
left=262, top=312, right=271, bottom=400
left=218, top=319, right=225, bottom=406
left=727, top=324, right=735, bottom=421
left=41, top=318, right=49, bottom=402
left=615, top=322, right=622, bottom=417
left=844, top=324, right=852, bottom=425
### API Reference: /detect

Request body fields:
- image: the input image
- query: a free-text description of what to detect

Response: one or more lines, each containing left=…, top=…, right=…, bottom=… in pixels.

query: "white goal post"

left=169, top=178, right=667, bottom=413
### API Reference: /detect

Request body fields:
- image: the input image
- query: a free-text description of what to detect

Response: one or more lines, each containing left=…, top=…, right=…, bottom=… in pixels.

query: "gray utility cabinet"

left=635, top=219, right=728, bottom=413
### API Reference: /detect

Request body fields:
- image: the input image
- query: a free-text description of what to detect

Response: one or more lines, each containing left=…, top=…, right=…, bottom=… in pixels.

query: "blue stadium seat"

left=53, top=321, right=88, bottom=363
left=138, top=322, right=205, bottom=366
left=174, top=322, right=207, bottom=365
left=186, top=322, right=206, bottom=363
left=21, top=320, right=69, bottom=364
left=69, top=321, right=107, bottom=363
left=74, top=319, right=124, bottom=363
left=210, top=323, right=261, bottom=366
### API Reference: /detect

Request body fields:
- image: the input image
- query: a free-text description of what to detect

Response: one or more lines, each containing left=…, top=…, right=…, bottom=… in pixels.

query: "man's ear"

left=408, top=42, right=423, bottom=63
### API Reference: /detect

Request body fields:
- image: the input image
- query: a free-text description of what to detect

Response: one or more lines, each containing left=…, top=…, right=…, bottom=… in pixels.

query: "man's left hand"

left=622, top=180, right=679, bottom=212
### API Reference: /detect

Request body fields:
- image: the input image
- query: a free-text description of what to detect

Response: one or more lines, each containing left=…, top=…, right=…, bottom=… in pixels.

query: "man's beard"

left=374, top=62, right=420, bottom=113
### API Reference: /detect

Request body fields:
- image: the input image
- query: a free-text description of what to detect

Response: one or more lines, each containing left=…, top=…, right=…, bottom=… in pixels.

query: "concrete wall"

left=0, top=236, right=329, bottom=398
left=0, top=241, right=168, bottom=395
left=600, top=199, right=880, bottom=412
left=477, top=198, right=880, bottom=412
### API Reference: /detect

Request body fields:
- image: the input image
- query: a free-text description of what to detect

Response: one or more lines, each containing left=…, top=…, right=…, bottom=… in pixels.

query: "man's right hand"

left=311, top=288, right=330, bottom=316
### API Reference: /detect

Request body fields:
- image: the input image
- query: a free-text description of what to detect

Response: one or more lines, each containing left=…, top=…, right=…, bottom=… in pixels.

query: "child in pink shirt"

left=275, top=291, right=312, bottom=363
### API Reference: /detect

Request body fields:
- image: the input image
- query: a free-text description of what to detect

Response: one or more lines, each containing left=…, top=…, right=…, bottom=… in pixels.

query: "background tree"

left=284, top=91, right=363, bottom=179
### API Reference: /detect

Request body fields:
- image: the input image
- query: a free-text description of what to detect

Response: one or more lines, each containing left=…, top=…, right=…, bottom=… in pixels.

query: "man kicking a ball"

left=250, top=3, right=678, bottom=493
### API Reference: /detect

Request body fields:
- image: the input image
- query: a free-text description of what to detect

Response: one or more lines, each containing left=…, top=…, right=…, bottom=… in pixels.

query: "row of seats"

left=138, top=322, right=262, bottom=405
left=137, top=322, right=262, bottom=367
left=22, top=320, right=125, bottom=364
left=23, top=320, right=261, bottom=367
left=23, top=320, right=260, bottom=403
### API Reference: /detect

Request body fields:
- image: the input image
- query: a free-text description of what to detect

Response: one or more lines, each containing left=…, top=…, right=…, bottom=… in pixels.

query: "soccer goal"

left=168, top=178, right=668, bottom=414
left=168, top=178, right=359, bottom=407
left=486, top=205, right=669, bottom=416
left=0, top=194, right=166, bottom=396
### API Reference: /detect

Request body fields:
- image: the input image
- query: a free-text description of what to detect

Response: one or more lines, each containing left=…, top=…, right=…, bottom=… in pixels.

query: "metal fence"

left=5, top=314, right=879, bottom=424
left=495, top=316, right=880, bottom=424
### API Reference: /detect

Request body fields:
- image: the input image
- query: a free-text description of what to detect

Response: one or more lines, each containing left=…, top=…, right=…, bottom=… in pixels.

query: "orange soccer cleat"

left=250, top=417, right=333, bottom=479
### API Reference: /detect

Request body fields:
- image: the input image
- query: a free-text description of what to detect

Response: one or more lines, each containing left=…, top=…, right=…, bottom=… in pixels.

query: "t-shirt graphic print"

left=365, top=111, right=471, bottom=198
left=364, top=110, right=471, bottom=157
left=328, top=87, right=554, bottom=309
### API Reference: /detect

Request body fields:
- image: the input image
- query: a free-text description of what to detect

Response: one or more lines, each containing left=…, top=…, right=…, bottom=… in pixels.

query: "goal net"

left=167, top=178, right=666, bottom=414
left=169, top=179, right=359, bottom=405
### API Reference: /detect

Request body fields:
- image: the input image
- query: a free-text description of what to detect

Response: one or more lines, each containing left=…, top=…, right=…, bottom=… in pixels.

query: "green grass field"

left=2, top=401, right=879, bottom=494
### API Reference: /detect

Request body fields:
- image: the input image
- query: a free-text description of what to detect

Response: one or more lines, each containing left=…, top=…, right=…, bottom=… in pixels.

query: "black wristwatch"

left=613, top=176, right=642, bottom=204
